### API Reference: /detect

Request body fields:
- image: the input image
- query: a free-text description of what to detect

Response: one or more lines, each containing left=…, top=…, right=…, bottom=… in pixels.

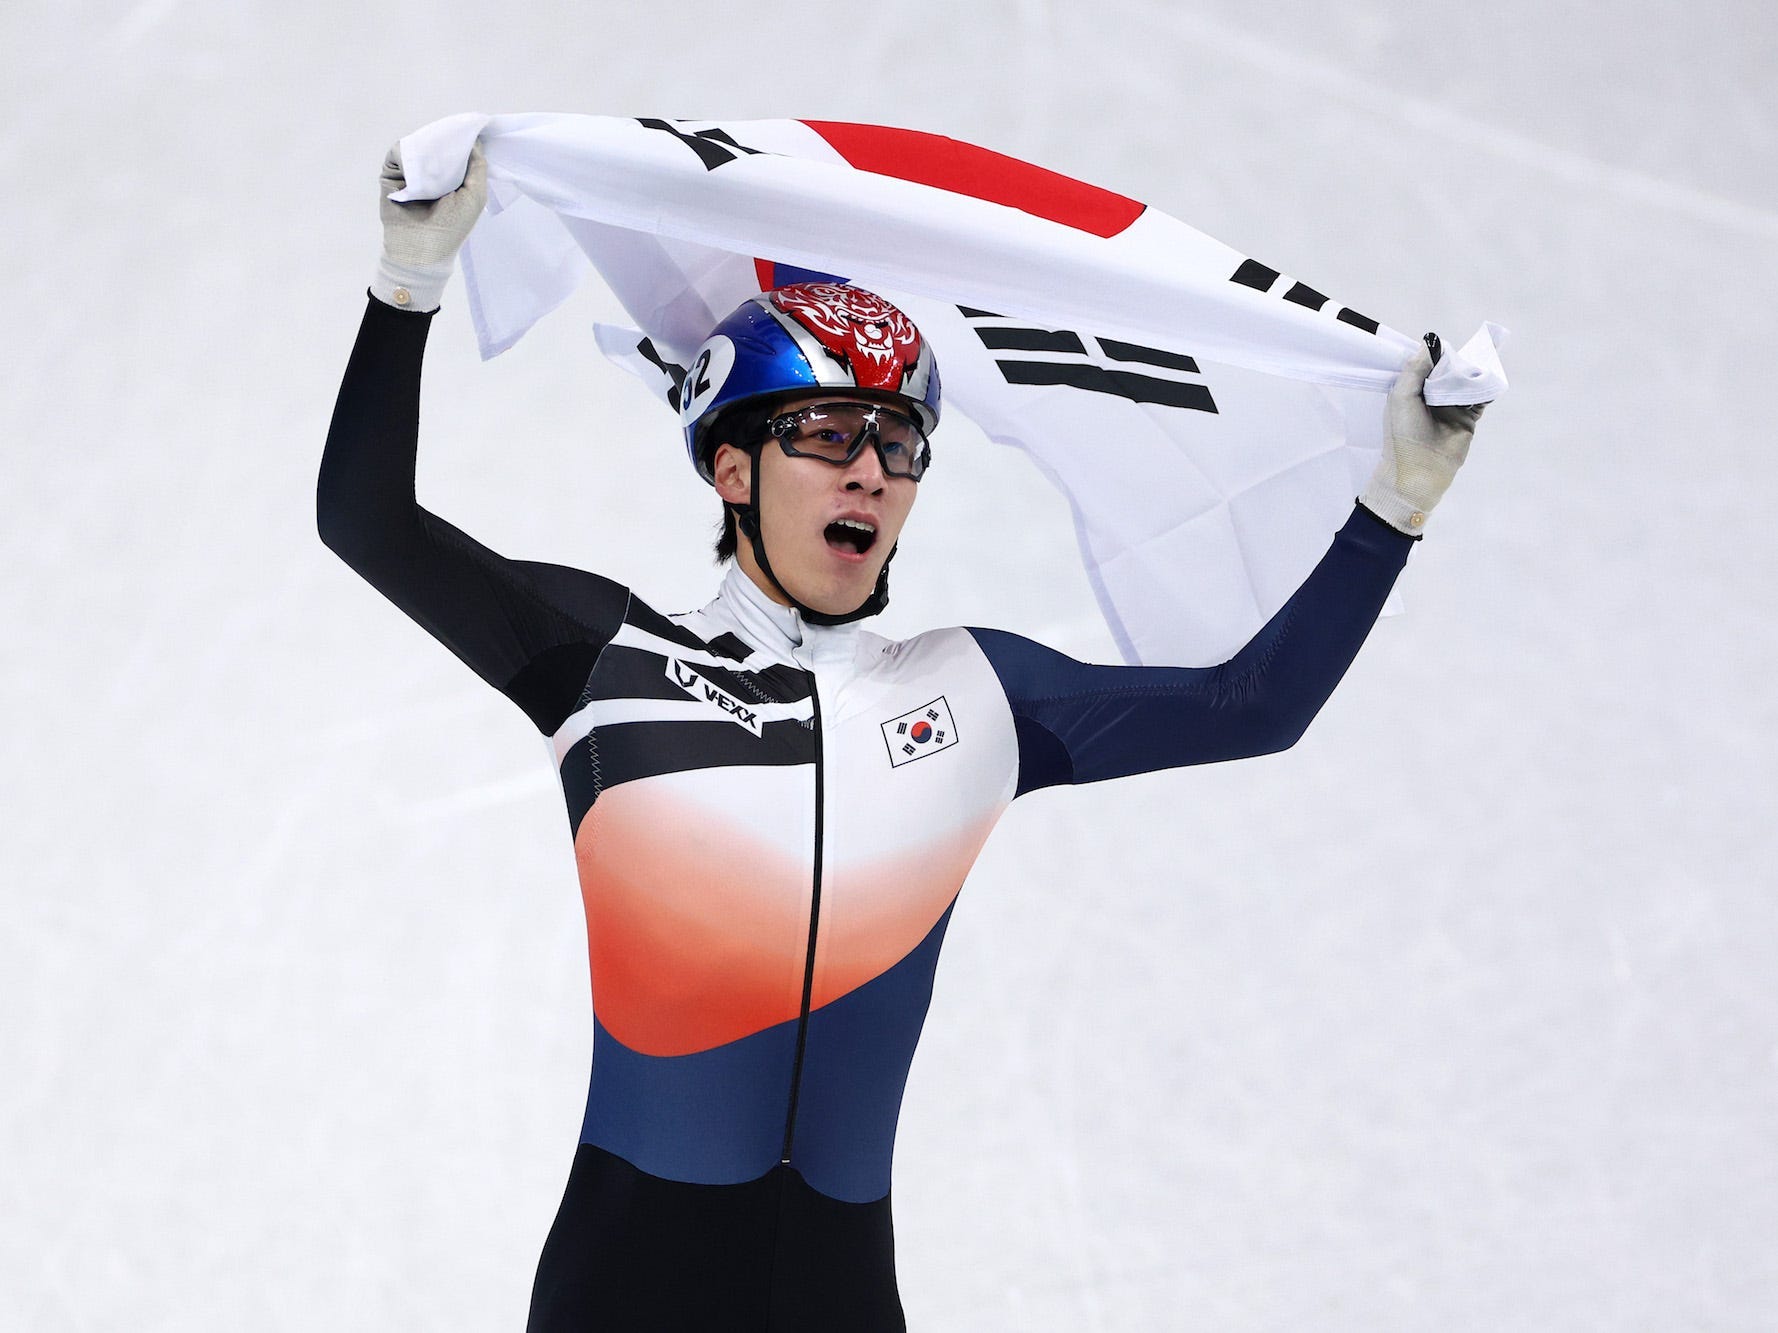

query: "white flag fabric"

left=393, top=112, right=1507, bottom=665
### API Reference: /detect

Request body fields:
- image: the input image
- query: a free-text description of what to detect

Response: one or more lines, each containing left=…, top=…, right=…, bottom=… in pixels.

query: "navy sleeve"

left=969, top=506, right=1415, bottom=796
left=317, top=296, right=630, bottom=735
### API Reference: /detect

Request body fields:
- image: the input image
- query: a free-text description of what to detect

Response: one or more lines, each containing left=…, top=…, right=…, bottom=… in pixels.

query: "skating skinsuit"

left=319, top=297, right=1415, bottom=1331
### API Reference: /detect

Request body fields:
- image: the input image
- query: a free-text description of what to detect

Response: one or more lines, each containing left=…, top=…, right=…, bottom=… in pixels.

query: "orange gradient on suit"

left=575, top=776, right=1005, bottom=1058
left=809, top=812, right=1003, bottom=1011
left=575, top=778, right=811, bottom=1057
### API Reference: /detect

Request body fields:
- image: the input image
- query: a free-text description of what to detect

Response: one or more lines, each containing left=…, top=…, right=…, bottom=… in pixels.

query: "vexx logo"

left=666, top=659, right=763, bottom=736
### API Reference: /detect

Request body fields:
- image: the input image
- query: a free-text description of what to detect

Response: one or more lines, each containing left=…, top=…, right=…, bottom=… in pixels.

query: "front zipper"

left=780, top=671, right=825, bottom=1164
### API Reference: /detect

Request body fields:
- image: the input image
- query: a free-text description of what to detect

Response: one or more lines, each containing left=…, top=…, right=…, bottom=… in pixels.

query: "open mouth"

left=824, top=517, right=878, bottom=557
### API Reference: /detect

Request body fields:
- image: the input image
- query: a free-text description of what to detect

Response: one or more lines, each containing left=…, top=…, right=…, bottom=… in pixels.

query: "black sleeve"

left=969, top=505, right=1415, bottom=796
left=316, top=296, right=629, bottom=735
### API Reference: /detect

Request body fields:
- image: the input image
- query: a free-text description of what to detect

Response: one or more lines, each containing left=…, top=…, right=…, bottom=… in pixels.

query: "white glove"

left=1360, top=337, right=1487, bottom=537
left=371, top=141, right=487, bottom=313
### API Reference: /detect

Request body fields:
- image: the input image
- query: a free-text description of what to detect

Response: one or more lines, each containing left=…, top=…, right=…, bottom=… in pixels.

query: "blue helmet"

left=679, top=282, right=941, bottom=483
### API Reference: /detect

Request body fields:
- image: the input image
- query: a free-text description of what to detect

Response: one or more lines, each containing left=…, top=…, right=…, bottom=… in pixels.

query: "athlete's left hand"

left=1359, top=337, right=1486, bottom=536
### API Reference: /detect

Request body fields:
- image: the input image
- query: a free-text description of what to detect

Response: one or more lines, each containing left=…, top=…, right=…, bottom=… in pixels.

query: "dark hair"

left=715, top=506, right=739, bottom=563
left=702, top=401, right=775, bottom=563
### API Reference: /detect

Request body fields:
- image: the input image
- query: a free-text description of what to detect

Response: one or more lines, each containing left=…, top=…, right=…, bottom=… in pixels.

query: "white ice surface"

left=5, top=2, right=1777, bottom=1329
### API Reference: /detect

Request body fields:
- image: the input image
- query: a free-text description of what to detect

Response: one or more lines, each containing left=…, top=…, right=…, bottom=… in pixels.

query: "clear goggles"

left=765, top=402, right=932, bottom=481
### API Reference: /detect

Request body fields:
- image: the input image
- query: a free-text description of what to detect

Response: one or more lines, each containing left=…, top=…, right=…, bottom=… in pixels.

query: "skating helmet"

left=679, top=282, right=941, bottom=482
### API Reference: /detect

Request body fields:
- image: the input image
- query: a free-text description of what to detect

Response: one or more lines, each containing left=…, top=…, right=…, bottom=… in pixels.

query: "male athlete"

left=319, top=144, right=1482, bottom=1331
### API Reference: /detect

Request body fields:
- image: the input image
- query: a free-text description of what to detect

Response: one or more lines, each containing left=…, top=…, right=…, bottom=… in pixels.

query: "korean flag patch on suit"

left=881, top=697, right=959, bottom=768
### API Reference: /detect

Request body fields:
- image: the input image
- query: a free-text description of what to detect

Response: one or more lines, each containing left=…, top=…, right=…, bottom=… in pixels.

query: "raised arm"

left=317, top=143, right=628, bottom=735
left=974, top=339, right=1485, bottom=796
left=970, top=504, right=1408, bottom=793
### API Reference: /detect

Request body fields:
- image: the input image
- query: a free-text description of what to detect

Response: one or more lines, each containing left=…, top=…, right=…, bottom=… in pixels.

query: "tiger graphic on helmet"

left=767, top=283, right=925, bottom=393
left=678, top=282, right=942, bottom=484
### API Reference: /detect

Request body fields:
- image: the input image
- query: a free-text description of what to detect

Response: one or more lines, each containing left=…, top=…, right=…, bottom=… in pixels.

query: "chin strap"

left=733, top=448, right=892, bottom=627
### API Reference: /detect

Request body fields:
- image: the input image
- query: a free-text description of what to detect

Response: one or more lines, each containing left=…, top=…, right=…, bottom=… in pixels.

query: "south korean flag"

left=881, top=697, right=959, bottom=769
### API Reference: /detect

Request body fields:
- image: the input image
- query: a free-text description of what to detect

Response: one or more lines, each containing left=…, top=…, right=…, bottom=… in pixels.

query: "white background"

left=6, top=2, right=1776, bottom=1329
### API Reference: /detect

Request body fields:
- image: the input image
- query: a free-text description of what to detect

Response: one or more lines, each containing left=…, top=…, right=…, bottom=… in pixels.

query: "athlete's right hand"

left=371, top=141, right=487, bottom=313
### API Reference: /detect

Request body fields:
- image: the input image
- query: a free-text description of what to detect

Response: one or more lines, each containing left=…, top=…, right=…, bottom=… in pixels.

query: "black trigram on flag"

left=959, top=308, right=1217, bottom=414
left=1228, top=258, right=1380, bottom=334
left=635, top=337, right=688, bottom=408
left=635, top=118, right=766, bottom=172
